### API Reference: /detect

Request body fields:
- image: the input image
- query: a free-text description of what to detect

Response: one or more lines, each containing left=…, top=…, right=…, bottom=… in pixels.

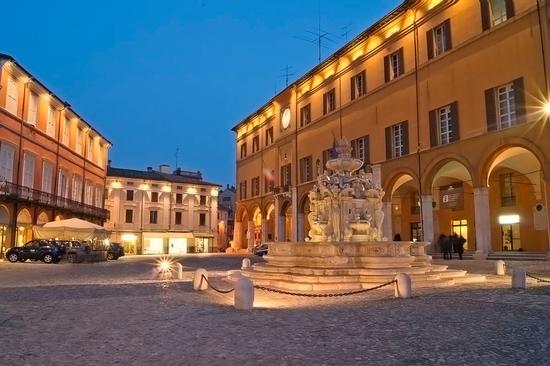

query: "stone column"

left=274, top=198, right=281, bottom=241
left=473, top=187, right=491, bottom=259
left=233, top=221, right=242, bottom=251
left=247, top=220, right=254, bottom=251
left=297, top=213, right=305, bottom=241
left=421, top=195, right=434, bottom=252
left=291, top=187, right=298, bottom=242
left=383, top=201, right=393, bottom=241
left=261, top=220, right=268, bottom=243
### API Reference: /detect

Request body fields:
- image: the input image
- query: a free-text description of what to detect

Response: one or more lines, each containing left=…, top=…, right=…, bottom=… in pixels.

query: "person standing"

left=456, top=234, right=466, bottom=260
left=438, top=234, right=448, bottom=259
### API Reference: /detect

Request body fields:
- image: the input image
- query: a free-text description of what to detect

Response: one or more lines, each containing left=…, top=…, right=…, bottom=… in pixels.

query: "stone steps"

left=252, top=263, right=432, bottom=277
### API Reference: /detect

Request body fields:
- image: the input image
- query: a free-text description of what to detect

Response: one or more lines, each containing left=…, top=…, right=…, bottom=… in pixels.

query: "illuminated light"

left=18, top=226, right=25, bottom=231
left=386, top=25, right=400, bottom=39
left=161, top=185, right=172, bottom=193
left=352, top=49, right=364, bottom=61
left=543, top=102, right=550, bottom=115
left=187, top=187, right=197, bottom=194
left=110, top=180, right=122, bottom=189
left=428, top=0, right=443, bottom=10
left=139, top=183, right=149, bottom=191
left=157, top=257, right=174, bottom=274
left=210, top=188, right=219, bottom=197
left=498, top=215, right=520, bottom=225
left=121, top=233, right=137, bottom=241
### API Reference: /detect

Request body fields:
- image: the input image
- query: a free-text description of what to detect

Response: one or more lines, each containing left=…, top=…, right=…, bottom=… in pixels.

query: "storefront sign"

left=440, top=184, right=464, bottom=210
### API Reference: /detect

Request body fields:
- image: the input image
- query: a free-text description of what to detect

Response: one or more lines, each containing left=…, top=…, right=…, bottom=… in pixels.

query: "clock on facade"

left=281, top=107, right=291, bottom=129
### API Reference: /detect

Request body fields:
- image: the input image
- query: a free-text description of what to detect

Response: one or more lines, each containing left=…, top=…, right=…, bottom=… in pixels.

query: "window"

left=176, top=193, right=182, bottom=204
left=300, top=104, right=311, bottom=126
left=76, top=128, right=83, bottom=155
left=427, top=20, right=452, bottom=59
left=411, top=191, right=420, bottom=214
left=265, top=127, right=274, bottom=146
left=322, top=149, right=332, bottom=172
left=6, top=77, right=18, bottom=115
left=410, top=222, right=422, bottom=242
left=251, top=176, right=260, bottom=196
left=323, top=89, right=336, bottom=115
left=351, top=135, right=369, bottom=163
left=252, top=136, right=260, bottom=153
left=351, top=71, right=366, bottom=100
left=280, top=164, right=291, bottom=188
left=149, top=210, right=158, bottom=224
left=86, top=135, right=93, bottom=160
left=385, top=121, right=409, bottom=159
left=94, top=186, right=103, bottom=207
left=0, top=143, right=15, bottom=182
left=429, top=102, right=459, bottom=146
left=41, top=161, right=54, bottom=194
left=126, top=190, right=134, bottom=201
left=22, top=153, right=35, bottom=189
left=85, top=181, right=93, bottom=204
left=480, top=0, right=514, bottom=30
left=485, top=78, right=524, bottom=131
left=240, top=143, right=247, bottom=159
left=125, top=209, right=133, bottom=223
left=151, top=191, right=159, bottom=203
left=199, top=195, right=206, bottom=205
left=175, top=211, right=182, bottom=225
left=199, top=213, right=206, bottom=226
left=384, top=48, right=404, bottom=82
left=57, top=169, right=69, bottom=198
left=46, top=107, right=56, bottom=138
left=62, top=118, right=70, bottom=145
left=500, top=172, right=516, bottom=206
left=264, top=170, right=274, bottom=193
left=71, top=175, right=82, bottom=202
left=27, top=92, right=38, bottom=126
left=239, top=181, right=247, bottom=200
left=299, top=156, right=313, bottom=183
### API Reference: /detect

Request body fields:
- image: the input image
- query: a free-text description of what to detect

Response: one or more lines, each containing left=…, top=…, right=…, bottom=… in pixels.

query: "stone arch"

left=0, top=205, right=9, bottom=257
left=384, top=170, right=421, bottom=242
left=16, top=208, right=33, bottom=246
left=298, top=194, right=311, bottom=242
left=263, top=200, right=275, bottom=217
left=422, top=153, right=476, bottom=195
left=264, top=202, right=276, bottom=242
left=36, top=211, right=49, bottom=225
left=0, top=205, right=10, bottom=225
left=236, top=205, right=249, bottom=223
left=383, top=168, right=419, bottom=199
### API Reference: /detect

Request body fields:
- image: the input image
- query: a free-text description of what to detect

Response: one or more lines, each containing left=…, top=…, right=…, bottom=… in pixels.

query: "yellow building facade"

left=232, top=0, right=550, bottom=257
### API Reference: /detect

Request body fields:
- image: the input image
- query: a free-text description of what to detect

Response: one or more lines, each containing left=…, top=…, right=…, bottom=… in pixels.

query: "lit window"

left=497, top=83, right=515, bottom=129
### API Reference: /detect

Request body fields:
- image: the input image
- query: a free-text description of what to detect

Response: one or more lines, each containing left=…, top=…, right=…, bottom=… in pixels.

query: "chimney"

left=147, top=166, right=153, bottom=172
left=159, top=164, right=170, bottom=174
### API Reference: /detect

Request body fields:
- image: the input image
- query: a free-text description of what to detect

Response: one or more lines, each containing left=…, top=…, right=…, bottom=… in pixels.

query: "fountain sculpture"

left=244, top=138, right=485, bottom=291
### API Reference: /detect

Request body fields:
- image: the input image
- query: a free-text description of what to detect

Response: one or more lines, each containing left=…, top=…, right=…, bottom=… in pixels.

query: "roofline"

left=106, top=167, right=222, bottom=187
left=231, top=0, right=417, bottom=132
left=0, top=53, right=112, bottom=145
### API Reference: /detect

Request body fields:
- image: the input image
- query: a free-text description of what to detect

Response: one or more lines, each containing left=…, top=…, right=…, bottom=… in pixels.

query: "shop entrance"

left=501, top=223, right=521, bottom=251
left=451, top=219, right=468, bottom=250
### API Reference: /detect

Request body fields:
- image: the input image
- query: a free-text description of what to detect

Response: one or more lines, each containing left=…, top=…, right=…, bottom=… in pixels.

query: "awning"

left=33, top=218, right=110, bottom=241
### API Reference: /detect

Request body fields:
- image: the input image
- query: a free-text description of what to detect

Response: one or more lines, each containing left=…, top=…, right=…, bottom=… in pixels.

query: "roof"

left=0, top=53, right=112, bottom=145
left=231, top=0, right=417, bottom=132
left=107, top=166, right=221, bottom=187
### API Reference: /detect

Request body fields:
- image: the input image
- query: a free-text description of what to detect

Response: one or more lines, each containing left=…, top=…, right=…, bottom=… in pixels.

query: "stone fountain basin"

left=262, top=241, right=418, bottom=269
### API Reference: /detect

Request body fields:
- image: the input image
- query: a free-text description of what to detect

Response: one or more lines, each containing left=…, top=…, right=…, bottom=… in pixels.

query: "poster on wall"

left=440, top=183, right=464, bottom=210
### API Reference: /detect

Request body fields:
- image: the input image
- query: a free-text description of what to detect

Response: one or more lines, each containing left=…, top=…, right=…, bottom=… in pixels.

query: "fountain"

left=244, top=138, right=485, bottom=291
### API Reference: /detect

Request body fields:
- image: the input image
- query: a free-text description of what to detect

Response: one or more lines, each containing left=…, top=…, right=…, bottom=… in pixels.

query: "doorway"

left=451, top=219, right=468, bottom=250
left=501, top=223, right=521, bottom=251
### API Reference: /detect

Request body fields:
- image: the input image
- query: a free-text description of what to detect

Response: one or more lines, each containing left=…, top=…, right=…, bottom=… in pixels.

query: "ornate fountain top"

left=307, top=137, right=385, bottom=243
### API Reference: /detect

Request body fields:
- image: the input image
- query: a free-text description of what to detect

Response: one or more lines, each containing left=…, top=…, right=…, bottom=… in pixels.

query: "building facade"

left=105, top=165, right=220, bottom=255
left=0, top=54, right=111, bottom=259
left=232, top=0, right=550, bottom=256
left=218, top=185, right=236, bottom=250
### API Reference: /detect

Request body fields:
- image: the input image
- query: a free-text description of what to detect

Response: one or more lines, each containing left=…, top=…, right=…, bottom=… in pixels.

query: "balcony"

left=0, top=181, right=109, bottom=220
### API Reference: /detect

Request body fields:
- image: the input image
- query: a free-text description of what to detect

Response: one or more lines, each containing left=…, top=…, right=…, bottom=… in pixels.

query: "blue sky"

left=3, top=0, right=401, bottom=186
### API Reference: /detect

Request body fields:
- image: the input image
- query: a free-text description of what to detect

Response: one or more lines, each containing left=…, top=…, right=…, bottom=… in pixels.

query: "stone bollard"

left=495, top=260, right=506, bottom=276
left=193, top=268, right=209, bottom=291
left=234, top=277, right=254, bottom=310
left=175, top=263, right=183, bottom=280
left=241, top=258, right=251, bottom=270
left=512, top=267, right=526, bottom=289
left=394, top=273, right=412, bottom=299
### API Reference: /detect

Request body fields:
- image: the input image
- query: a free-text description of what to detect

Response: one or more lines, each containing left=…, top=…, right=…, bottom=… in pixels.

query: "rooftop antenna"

left=279, top=65, right=294, bottom=87
left=294, top=0, right=337, bottom=63
left=175, top=148, right=179, bottom=169
left=341, top=23, right=353, bottom=42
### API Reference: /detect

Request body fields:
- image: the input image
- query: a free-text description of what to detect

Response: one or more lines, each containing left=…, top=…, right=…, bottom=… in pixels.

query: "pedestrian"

left=446, top=234, right=454, bottom=260
left=437, top=234, right=447, bottom=259
left=456, top=234, right=466, bottom=260
left=450, top=233, right=462, bottom=260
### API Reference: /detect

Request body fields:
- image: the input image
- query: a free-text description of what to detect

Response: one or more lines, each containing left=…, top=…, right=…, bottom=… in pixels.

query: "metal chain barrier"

left=254, top=279, right=397, bottom=298
left=526, top=273, right=550, bottom=284
left=200, top=275, right=235, bottom=294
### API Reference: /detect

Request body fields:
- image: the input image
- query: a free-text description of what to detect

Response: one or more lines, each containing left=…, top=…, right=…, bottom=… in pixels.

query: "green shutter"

left=513, top=77, right=525, bottom=123
left=385, top=127, right=392, bottom=159
left=429, top=109, right=438, bottom=147
left=426, top=29, right=434, bottom=60
left=479, top=0, right=491, bottom=31
left=485, top=88, right=497, bottom=131
left=450, top=101, right=460, bottom=142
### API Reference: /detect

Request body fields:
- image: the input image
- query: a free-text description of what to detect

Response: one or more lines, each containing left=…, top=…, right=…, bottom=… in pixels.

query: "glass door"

left=451, top=219, right=468, bottom=250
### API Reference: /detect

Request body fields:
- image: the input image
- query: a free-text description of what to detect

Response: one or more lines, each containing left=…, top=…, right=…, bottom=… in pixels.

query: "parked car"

left=5, top=240, right=64, bottom=264
left=64, top=241, right=91, bottom=263
left=254, top=244, right=268, bottom=257
left=107, top=242, right=124, bottom=260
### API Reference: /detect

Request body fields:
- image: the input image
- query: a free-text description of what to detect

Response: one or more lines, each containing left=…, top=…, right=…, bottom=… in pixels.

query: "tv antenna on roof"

left=279, top=65, right=294, bottom=87
left=341, top=23, right=353, bottom=42
left=294, top=1, right=337, bottom=63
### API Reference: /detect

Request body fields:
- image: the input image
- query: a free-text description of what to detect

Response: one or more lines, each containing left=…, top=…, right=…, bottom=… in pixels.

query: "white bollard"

left=495, top=260, right=506, bottom=276
left=175, top=263, right=183, bottom=280
left=234, top=277, right=254, bottom=310
left=394, top=273, right=412, bottom=299
left=193, top=268, right=209, bottom=291
left=241, top=258, right=251, bottom=270
left=512, top=267, right=527, bottom=289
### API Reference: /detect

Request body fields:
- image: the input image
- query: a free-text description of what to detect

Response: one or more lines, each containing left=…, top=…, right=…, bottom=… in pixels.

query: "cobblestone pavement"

left=0, top=256, right=549, bottom=366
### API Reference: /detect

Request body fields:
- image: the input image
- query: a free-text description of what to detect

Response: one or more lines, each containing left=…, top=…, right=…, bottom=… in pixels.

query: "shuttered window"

left=300, top=104, right=311, bottom=126
left=62, top=119, right=70, bottom=145
left=72, top=175, right=82, bottom=202
left=46, top=107, right=56, bottom=137
left=323, top=89, right=336, bottom=114
left=22, top=153, right=35, bottom=189
left=350, top=70, right=366, bottom=100
left=351, top=135, right=370, bottom=163
left=0, top=143, right=15, bottom=183
left=27, top=92, right=38, bottom=126
left=58, top=169, right=69, bottom=198
left=6, top=77, right=18, bottom=115
left=385, top=121, right=409, bottom=159
left=485, top=78, right=524, bottom=131
left=299, top=156, right=313, bottom=183
left=429, top=102, right=459, bottom=146
left=480, top=0, right=515, bottom=31
left=41, top=161, right=54, bottom=194
left=427, top=19, right=452, bottom=59
left=76, top=128, right=83, bottom=154
left=384, top=48, right=404, bottom=82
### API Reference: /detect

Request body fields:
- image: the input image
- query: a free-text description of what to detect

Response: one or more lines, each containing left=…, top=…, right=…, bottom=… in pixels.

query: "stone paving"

left=0, top=256, right=549, bottom=366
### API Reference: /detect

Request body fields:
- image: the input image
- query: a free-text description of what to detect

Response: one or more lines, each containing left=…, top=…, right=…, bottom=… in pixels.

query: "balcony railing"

left=0, top=181, right=109, bottom=220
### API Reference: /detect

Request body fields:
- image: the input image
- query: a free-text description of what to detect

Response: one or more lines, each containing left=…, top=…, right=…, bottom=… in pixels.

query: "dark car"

left=107, top=242, right=124, bottom=260
left=254, top=244, right=268, bottom=257
left=64, top=241, right=91, bottom=263
left=5, top=239, right=64, bottom=264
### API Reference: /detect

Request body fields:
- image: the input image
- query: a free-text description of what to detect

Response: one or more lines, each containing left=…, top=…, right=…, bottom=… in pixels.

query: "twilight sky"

left=3, top=0, right=400, bottom=186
